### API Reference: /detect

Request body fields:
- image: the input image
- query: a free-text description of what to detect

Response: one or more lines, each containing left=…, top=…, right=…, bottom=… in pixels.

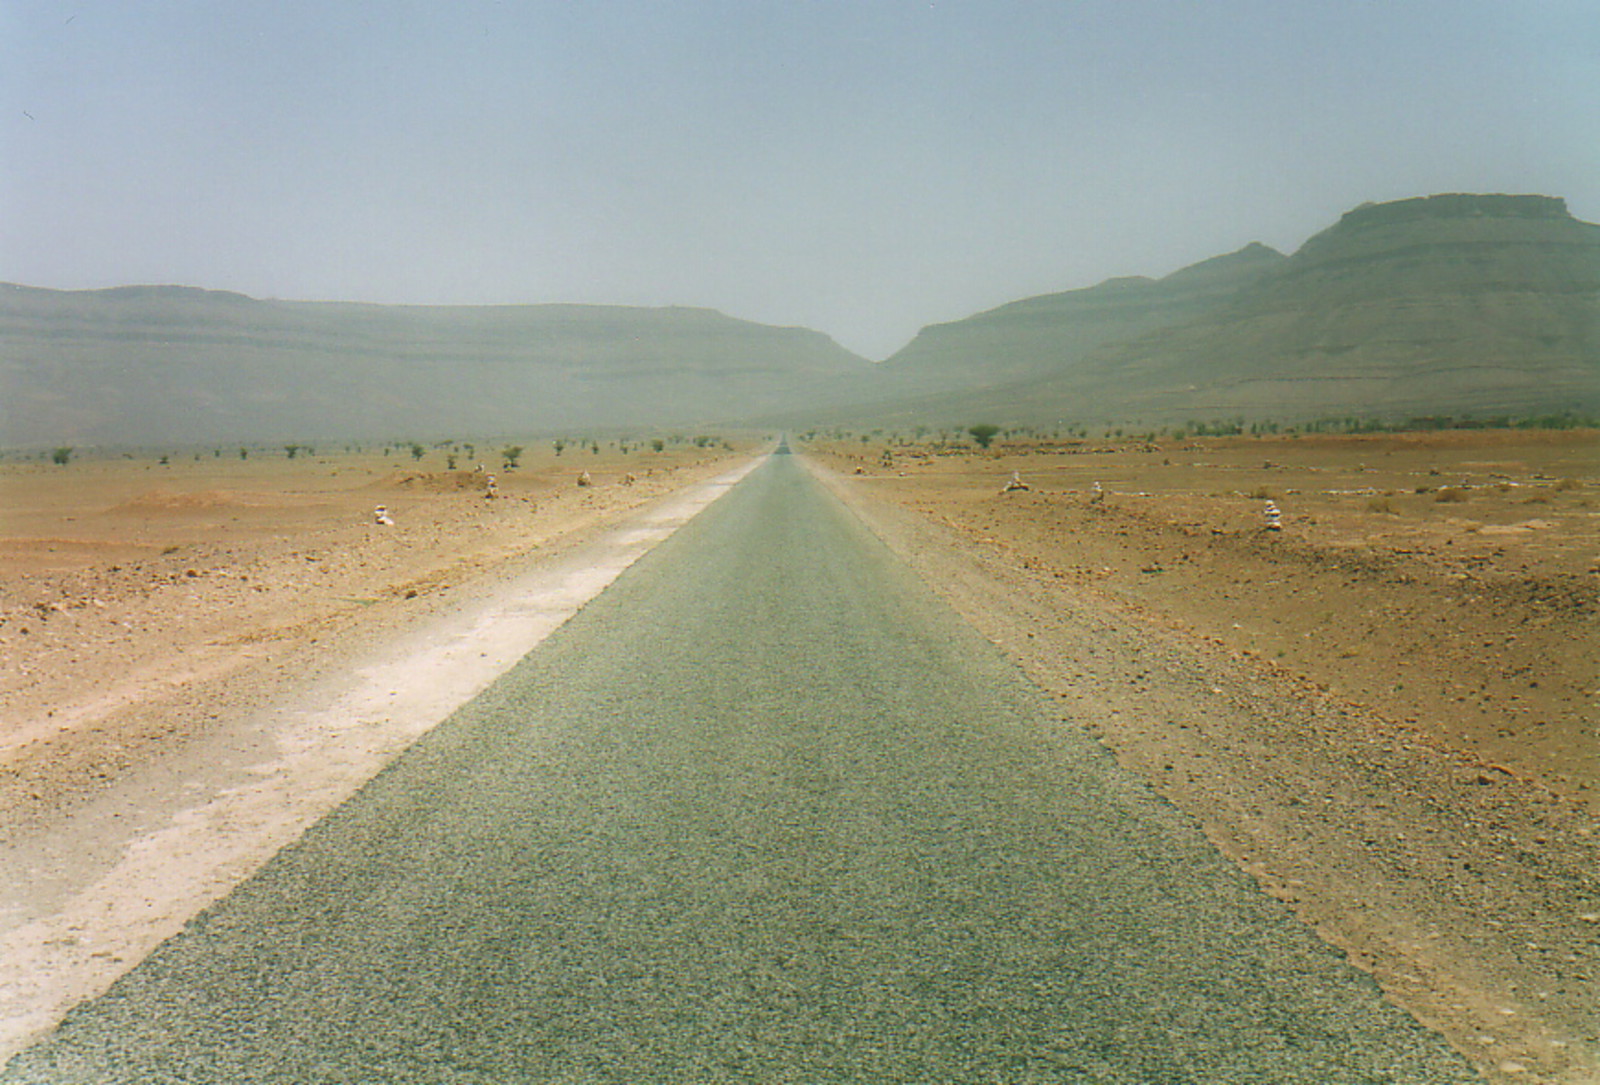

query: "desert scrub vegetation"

left=967, top=423, right=1001, bottom=449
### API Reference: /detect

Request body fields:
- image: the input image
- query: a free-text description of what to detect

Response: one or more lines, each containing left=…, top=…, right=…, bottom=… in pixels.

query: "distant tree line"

left=797, top=412, right=1598, bottom=451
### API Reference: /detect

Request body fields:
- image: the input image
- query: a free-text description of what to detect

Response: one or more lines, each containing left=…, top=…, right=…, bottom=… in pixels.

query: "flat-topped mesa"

left=0, top=288, right=873, bottom=445
left=1337, top=193, right=1572, bottom=230
left=1097, top=191, right=1600, bottom=421
left=1279, top=191, right=1597, bottom=282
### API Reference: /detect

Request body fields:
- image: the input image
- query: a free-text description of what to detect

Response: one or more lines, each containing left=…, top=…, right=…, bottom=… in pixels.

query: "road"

left=3, top=453, right=1477, bottom=1083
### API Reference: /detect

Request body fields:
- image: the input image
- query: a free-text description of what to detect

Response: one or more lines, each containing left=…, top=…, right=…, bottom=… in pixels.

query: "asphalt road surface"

left=5, top=454, right=1478, bottom=1083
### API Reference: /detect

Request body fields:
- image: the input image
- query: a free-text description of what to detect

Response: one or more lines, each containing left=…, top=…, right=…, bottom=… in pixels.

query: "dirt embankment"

left=812, top=429, right=1598, bottom=1085
left=0, top=443, right=746, bottom=831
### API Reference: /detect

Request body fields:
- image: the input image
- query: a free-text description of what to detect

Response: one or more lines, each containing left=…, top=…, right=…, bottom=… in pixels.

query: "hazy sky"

left=3, top=1, right=1596, bottom=359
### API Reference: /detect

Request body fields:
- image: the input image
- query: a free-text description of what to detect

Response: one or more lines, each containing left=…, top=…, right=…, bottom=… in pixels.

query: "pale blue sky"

left=3, top=1, right=1596, bottom=358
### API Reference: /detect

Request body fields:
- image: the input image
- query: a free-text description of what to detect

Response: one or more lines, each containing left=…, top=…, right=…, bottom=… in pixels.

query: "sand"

left=1, top=442, right=739, bottom=803
left=0, top=439, right=761, bottom=1060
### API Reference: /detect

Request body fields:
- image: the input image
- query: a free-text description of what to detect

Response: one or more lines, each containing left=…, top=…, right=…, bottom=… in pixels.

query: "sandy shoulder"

left=0, top=448, right=760, bottom=1062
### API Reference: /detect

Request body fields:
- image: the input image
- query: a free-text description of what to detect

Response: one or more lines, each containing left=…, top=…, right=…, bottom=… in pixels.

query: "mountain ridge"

left=5, top=192, right=1596, bottom=445
left=0, top=285, right=870, bottom=446
left=844, top=193, right=1599, bottom=427
left=864, top=241, right=1288, bottom=401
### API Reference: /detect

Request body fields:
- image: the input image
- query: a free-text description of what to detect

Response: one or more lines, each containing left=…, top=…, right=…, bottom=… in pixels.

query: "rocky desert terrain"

left=813, top=427, right=1597, bottom=1083
left=0, top=440, right=748, bottom=831
left=2, top=428, right=1596, bottom=1082
left=0, top=437, right=771, bottom=1062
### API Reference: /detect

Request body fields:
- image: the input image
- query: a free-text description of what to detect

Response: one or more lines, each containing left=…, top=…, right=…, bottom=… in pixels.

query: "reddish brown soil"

left=0, top=442, right=743, bottom=824
left=813, top=429, right=1598, bottom=1084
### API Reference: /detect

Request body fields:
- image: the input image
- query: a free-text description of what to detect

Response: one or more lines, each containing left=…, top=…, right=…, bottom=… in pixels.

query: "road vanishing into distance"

left=4, top=453, right=1478, bottom=1083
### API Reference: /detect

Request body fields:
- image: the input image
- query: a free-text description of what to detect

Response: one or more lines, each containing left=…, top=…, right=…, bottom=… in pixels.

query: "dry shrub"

left=1366, top=496, right=1399, bottom=514
left=1434, top=487, right=1468, bottom=503
left=1554, top=477, right=1581, bottom=491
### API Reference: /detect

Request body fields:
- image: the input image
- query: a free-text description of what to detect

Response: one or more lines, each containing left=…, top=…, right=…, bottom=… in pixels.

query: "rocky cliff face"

left=861, top=193, right=1599, bottom=426
left=0, top=286, right=870, bottom=445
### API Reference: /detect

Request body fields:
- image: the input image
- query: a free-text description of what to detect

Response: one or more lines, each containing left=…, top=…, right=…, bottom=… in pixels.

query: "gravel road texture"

left=3, top=454, right=1479, bottom=1083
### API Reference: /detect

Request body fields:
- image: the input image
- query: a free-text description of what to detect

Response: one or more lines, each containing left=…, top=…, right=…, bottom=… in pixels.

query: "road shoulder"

left=0, top=454, right=761, bottom=1063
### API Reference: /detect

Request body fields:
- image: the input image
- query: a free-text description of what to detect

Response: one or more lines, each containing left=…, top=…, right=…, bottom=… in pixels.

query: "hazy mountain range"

left=842, top=193, right=1600, bottom=428
left=0, top=290, right=866, bottom=446
left=3, top=193, right=1595, bottom=446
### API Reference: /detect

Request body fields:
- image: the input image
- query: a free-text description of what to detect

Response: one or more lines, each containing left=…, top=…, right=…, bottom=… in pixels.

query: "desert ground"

left=0, top=437, right=748, bottom=829
left=1, top=428, right=1596, bottom=1081
left=811, top=427, right=1597, bottom=1083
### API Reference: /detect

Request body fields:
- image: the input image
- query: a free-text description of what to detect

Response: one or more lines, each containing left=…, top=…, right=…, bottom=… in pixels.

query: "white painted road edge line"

left=0, top=455, right=765, bottom=1062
